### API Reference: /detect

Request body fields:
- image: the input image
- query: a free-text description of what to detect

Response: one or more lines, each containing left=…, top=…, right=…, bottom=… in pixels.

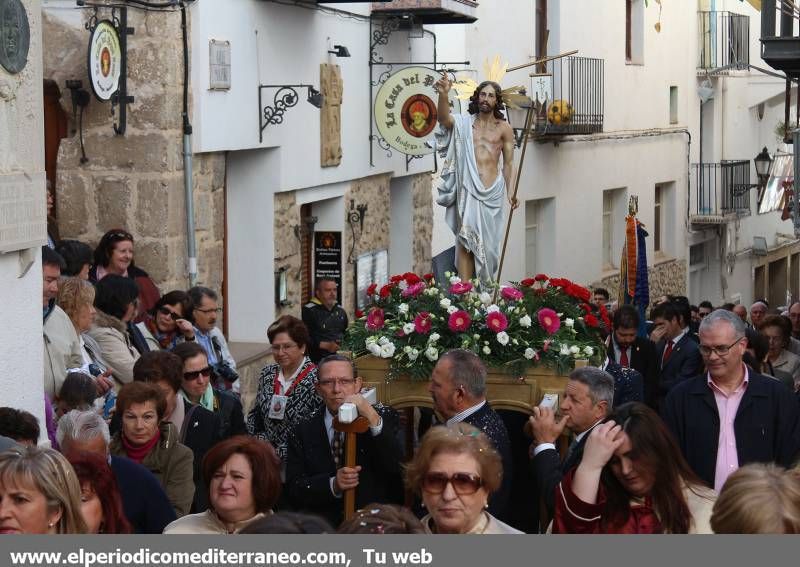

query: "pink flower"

left=449, top=282, right=473, bottom=294
left=537, top=308, right=560, bottom=334
left=448, top=310, right=472, bottom=332
left=366, top=308, right=385, bottom=331
left=486, top=311, right=508, bottom=333
left=500, top=286, right=523, bottom=301
left=543, top=339, right=552, bottom=352
left=401, top=281, right=426, bottom=298
left=414, top=312, right=432, bottom=334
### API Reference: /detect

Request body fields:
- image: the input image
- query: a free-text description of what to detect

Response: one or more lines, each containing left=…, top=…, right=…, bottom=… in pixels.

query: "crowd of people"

left=1, top=236, right=800, bottom=534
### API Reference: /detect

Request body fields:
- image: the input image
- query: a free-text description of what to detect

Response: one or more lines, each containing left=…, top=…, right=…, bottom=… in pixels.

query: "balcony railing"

left=760, top=0, right=800, bottom=75
left=690, top=161, right=751, bottom=223
left=531, top=56, right=603, bottom=137
left=371, top=0, right=478, bottom=24
left=698, top=11, right=749, bottom=71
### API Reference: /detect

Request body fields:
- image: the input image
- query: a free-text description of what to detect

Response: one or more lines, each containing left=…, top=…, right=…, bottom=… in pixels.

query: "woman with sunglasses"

left=135, top=291, right=196, bottom=352
left=89, top=229, right=161, bottom=323
left=553, top=402, right=715, bottom=534
left=246, top=316, right=322, bottom=467
left=405, top=422, right=522, bottom=534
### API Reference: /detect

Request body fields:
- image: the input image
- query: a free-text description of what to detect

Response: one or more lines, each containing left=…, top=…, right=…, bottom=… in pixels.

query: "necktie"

left=619, top=347, right=629, bottom=368
left=564, top=438, right=580, bottom=465
left=331, top=430, right=343, bottom=468
left=662, top=340, right=674, bottom=365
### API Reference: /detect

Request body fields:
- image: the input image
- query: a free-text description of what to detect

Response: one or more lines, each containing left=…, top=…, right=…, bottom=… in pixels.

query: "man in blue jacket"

left=662, top=309, right=800, bottom=492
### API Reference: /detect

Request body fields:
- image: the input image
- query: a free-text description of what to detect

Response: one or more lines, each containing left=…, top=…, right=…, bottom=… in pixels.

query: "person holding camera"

left=135, top=290, right=195, bottom=352
left=187, top=286, right=240, bottom=393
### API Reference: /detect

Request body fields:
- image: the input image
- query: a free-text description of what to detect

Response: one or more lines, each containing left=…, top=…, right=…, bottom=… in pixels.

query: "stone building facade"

left=594, top=259, right=688, bottom=304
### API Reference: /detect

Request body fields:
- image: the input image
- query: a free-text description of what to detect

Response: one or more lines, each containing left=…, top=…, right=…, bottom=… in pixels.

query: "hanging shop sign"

left=88, top=20, right=122, bottom=101
left=0, top=0, right=30, bottom=74
left=374, top=66, right=460, bottom=157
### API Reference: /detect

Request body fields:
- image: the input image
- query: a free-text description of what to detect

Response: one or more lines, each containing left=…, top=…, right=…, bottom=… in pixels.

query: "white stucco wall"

left=0, top=0, right=47, bottom=428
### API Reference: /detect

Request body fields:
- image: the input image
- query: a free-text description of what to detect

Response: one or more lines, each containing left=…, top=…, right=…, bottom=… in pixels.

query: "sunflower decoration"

left=452, top=55, right=531, bottom=110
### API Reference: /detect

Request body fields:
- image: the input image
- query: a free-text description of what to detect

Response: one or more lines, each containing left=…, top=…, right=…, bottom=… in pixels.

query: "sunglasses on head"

left=158, top=306, right=180, bottom=321
left=422, top=472, right=483, bottom=495
left=183, top=366, right=212, bottom=380
left=107, top=231, right=133, bottom=241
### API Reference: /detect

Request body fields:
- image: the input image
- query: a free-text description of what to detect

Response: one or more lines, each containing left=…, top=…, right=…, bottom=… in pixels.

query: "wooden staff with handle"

left=333, top=415, right=370, bottom=521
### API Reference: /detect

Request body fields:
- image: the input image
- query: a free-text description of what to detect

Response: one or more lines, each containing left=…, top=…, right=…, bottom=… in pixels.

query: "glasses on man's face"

left=422, top=472, right=483, bottom=495
left=317, top=377, right=356, bottom=388
left=195, top=307, right=222, bottom=315
left=183, top=366, right=212, bottom=381
left=271, top=342, right=298, bottom=353
left=699, top=338, right=744, bottom=357
left=158, top=306, right=180, bottom=321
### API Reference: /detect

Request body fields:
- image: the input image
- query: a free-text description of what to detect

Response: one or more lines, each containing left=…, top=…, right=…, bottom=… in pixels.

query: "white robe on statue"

left=435, top=113, right=506, bottom=285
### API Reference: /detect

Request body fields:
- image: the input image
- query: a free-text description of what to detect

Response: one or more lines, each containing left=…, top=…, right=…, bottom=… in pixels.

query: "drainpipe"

left=181, top=2, right=198, bottom=286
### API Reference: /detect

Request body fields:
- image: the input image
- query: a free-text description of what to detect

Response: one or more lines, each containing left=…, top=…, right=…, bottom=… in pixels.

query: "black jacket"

left=604, top=361, right=644, bottom=407
left=180, top=400, right=221, bottom=513
left=212, top=388, right=246, bottom=439
left=656, top=333, right=703, bottom=407
left=110, top=455, right=176, bottom=533
left=286, top=405, right=404, bottom=527
left=608, top=336, right=659, bottom=408
left=662, top=370, right=800, bottom=488
left=301, top=300, right=349, bottom=363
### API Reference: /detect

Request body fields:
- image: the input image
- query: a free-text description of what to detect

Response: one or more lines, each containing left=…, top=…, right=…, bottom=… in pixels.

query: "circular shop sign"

left=0, top=0, right=30, bottom=74
left=374, top=66, right=460, bottom=157
left=88, top=20, right=122, bottom=101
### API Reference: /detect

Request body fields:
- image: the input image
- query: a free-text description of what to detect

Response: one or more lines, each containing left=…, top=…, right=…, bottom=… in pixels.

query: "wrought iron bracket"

left=258, top=84, right=321, bottom=142
left=111, top=7, right=135, bottom=135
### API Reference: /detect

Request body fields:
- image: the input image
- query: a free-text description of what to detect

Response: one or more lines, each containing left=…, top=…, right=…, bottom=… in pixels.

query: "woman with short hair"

left=759, top=315, right=800, bottom=390
left=135, top=290, right=196, bottom=352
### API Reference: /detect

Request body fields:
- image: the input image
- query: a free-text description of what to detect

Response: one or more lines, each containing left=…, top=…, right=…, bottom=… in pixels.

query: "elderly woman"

left=86, top=274, right=141, bottom=386
left=0, top=446, right=87, bottom=534
left=56, top=277, right=114, bottom=393
left=405, top=422, right=521, bottom=534
left=246, top=316, right=322, bottom=465
left=109, top=382, right=194, bottom=517
left=554, top=402, right=715, bottom=534
left=135, top=290, right=195, bottom=352
left=67, top=451, right=132, bottom=534
left=759, top=315, right=800, bottom=390
left=163, top=436, right=281, bottom=534
left=89, top=228, right=160, bottom=322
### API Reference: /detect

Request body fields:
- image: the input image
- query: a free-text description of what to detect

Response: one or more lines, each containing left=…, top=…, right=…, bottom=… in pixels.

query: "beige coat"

left=86, top=310, right=140, bottom=387
left=421, top=511, right=523, bottom=534
left=163, top=510, right=268, bottom=534
left=43, top=304, right=83, bottom=397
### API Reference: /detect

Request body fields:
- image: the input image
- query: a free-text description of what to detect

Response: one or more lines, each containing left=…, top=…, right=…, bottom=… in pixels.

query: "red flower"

left=520, top=278, right=536, bottom=287
left=486, top=311, right=509, bottom=333
left=448, top=310, right=472, bottom=332
left=390, top=274, right=404, bottom=284
left=449, top=282, right=473, bottom=294
left=401, top=281, right=426, bottom=298
left=355, top=309, right=364, bottom=318
left=585, top=314, right=599, bottom=328
left=534, top=273, right=549, bottom=282
left=423, top=273, right=434, bottom=281
left=366, top=283, right=377, bottom=296
left=403, top=272, right=421, bottom=285
left=569, top=284, right=591, bottom=303
left=366, top=308, right=385, bottom=330
left=414, top=312, right=432, bottom=334
left=537, top=308, right=561, bottom=334
left=379, top=284, right=393, bottom=298
left=580, top=303, right=592, bottom=313
left=501, top=286, right=524, bottom=301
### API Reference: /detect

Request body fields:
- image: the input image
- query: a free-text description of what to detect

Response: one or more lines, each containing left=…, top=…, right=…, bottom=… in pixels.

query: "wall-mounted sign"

left=0, top=172, right=46, bottom=254
left=209, top=39, right=231, bottom=90
left=0, top=0, right=29, bottom=74
left=314, top=231, right=343, bottom=304
left=374, top=66, right=460, bottom=156
left=88, top=20, right=122, bottom=101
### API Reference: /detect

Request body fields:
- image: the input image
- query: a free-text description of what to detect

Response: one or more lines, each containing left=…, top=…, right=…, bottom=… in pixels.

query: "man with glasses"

left=286, top=354, right=403, bottom=527
left=662, top=309, right=800, bottom=492
left=302, top=278, right=349, bottom=363
left=187, top=286, right=239, bottom=393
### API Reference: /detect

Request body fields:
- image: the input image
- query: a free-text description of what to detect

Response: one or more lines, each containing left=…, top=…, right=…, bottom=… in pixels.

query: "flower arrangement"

left=344, top=272, right=609, bottom=380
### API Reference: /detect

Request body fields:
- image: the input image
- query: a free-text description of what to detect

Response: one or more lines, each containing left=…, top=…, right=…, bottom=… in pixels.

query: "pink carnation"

left=448, top=310, right=472, bottom=332
left=537, top=308, right=560, bottom=334
left=414, top=312, right=432, bottom=334
left=449, top=282, right=473, bottom=294
left=401, top=281, right=426, bottom=298
left=500, top=286, right=524, bottom=301
left=486, top=311, right=508, bottom=333
left=366, top=308, right=385, bottom=331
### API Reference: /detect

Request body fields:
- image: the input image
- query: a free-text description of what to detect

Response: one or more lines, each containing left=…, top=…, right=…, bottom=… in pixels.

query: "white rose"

left=496, top=332, right=509, bottom=346
left=584, top=346, right=594, bottom=356
left=440, top=298, right=452, bottom=309
left=425, top=347, right=439, bottom=361
left=402, top=322, right=415, bottom=335
left=449, top=275, right=462, bottom=284
left=569, top=345, right=580, bottom=354
left=380, top=343, right=396, bottom=358
left=403, top=345, right=412, bottom=354
left=408, top=348, right=420, bottom=362
left=519, top=315, right=532, bottom=328
left=429, top=333, right=441, bottom=343
left=378, top=336, right=390, bottom=346
left=365, top=336, right=378, bottom=345
left=473, top=334, right=481, bottom=340
left=486, top=304, right=500, bottom=313
left=368, top=343, right=382, bottom=356
left=479, top=292, right=492, bottom=305
left=524, top=348, right=536, bottom=360
left=398, top=303, right=409, bottom=314
left=398, top=280, right=408, bottom=291
left=564, top=318, right=575, bottom=328
left=560, top=344, right=570, bottom=356
left=447, top=305, right=458, bottom=314
left=482, top=346, right=491, bottom=355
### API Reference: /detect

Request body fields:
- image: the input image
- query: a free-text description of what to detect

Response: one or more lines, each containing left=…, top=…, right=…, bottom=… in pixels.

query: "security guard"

left=302, top=278, right=349, bottom=363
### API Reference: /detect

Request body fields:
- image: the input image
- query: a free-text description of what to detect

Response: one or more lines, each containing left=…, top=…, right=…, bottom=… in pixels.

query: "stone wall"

left=596, top=258, right=687, bottom=304
left=273, top=192, right=303, bottom=320
left=43, top=8, right=225, bottom=293
left=411, top=173, right=433, bottom=276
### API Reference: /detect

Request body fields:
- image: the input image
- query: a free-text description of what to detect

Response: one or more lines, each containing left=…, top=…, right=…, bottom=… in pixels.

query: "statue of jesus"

left=434, top=74, right=517, bottom=285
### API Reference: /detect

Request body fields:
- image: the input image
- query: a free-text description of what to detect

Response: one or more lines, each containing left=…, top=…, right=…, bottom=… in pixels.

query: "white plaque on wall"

left=209, top=39, right=231, bottom=90
left=0, top=172, right=46, bottom=253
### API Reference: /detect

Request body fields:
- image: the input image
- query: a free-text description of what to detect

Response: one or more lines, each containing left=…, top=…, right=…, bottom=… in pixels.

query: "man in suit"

left=663, top=309, right=800, bottom=492
left=651, top=301, right=703, bottom=408
left=286, top=354, right=403, bottom=527
left=527, top=367, right=614, bottom=527
left=607, top=305, right=659, bottom=408
left=428, top=349, right=513, bottom=523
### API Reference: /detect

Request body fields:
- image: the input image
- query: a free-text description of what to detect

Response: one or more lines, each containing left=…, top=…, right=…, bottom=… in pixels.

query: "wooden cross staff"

left=333, top=415, right=370, bottom=521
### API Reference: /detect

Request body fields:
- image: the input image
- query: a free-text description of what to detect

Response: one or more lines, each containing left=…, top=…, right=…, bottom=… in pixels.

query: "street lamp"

left=754, top=146, right=773, bottom=186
